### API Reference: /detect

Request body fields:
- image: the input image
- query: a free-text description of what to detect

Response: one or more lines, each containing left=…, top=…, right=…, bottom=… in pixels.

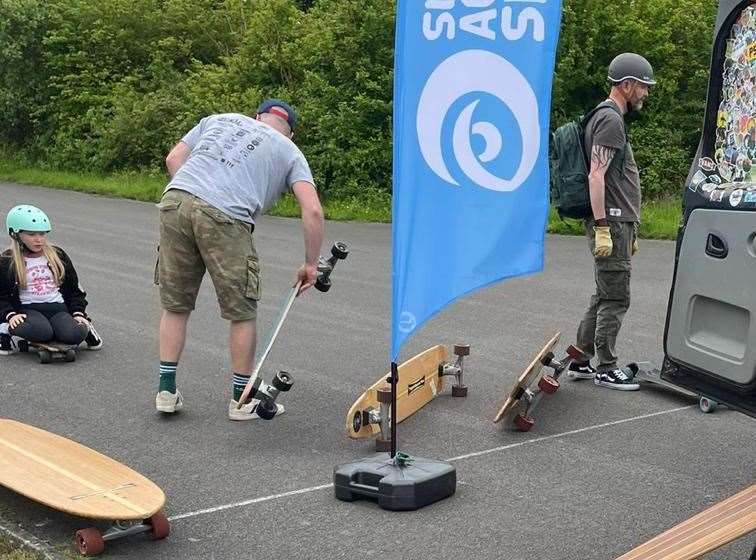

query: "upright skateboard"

left=615, top=484, right=755, bottom=560
left=346, top=344, right=470, bottom=451
left=236, top=241, right=349, bottom=417
left=0, top=419, right=168, bottom=557
left=494, top=333, right=587, bottom=431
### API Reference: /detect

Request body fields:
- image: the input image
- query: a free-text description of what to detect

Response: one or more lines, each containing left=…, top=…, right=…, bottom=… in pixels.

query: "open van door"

left=662, top=0, right=756, bottom=417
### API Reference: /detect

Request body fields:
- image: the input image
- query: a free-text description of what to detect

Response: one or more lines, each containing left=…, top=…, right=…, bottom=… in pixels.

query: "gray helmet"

left=608, top=53, right=656, bottom=85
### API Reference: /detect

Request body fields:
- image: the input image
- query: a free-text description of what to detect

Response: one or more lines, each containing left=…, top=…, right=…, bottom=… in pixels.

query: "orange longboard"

left=0, top=419, right=168, bottom=556
left=615, top=484, right=755, bottom=560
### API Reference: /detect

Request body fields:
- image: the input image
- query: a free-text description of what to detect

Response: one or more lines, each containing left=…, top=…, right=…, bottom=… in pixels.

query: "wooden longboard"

left=0, top=419, right=164, bottom=520
left=494, top=332, right=561, bottom=423
left=346, top=345, right=448, bottom=439
left=616, top=484, right=755, bottom=560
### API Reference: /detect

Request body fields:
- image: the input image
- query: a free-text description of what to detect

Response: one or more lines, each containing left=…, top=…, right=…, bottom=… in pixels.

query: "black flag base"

left=333, top=452, right=456, bottom=511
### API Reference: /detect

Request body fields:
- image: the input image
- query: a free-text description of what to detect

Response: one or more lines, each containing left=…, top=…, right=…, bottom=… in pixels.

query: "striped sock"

left=159, top=361, right=178, bottom=393
left=233, top=373, right=251, bottom=402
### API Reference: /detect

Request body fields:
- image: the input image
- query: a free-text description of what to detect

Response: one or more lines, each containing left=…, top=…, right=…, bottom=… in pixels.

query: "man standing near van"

left=566, top=53, right=656, bottom=390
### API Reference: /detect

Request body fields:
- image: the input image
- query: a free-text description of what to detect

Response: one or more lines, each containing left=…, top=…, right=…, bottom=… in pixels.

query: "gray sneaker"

left=594, top=368, right=640, bottom=391
left=155, top=390, right=184, bottom=413
left=228, top=398, right=285, bottom=421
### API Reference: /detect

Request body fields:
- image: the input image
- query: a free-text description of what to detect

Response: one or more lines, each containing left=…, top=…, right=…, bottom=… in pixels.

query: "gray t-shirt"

left=166, top=113, right=315, bottom=224
left=583, top=102, right=641, bottom=222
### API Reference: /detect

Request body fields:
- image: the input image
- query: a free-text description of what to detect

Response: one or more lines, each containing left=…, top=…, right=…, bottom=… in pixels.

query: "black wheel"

left=272, top=370, right=294, bottom=392
left=256, top=400, right=277, bottom=420
left=39, top=350, right=51, bottom=364
left=65, top=349, right=76, bottom=362
left=18, top=340, right=29, bottom=352
left=451, top=385, right=468, bottom=397
left=314, top=277, right=332, bottom=292
left=331, top=242, right=349, bottom=260
left=352, top=411, right=362, bottom=432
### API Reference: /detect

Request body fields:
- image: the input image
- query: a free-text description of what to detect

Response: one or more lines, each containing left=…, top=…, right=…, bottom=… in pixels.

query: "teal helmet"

left=6, top=205, right=52, bottom=237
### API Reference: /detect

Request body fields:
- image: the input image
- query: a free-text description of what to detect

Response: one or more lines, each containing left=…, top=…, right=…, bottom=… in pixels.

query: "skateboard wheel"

left=272, top=371, right=294, bottom=392
left=540, top=352, right=554, bottom=367
left=454, top=344, right=470, bottom=356
left=513, top=414, right=535, bottom=432
left=566, top=345, right=586, bottom=360
left=39, top=350, right=51, bottom=364
left=451, top=384, right=468, bottom=397
left=331, top=242, right=349, bottom=260
left=18, top=340, right=29, bottom=352
left=256, top=400, right=277, bottom=420
left=375, top=438, right=391, bottom=452
left=314, top=277, right=332, bottom=292
left=377, top=386, right=392, bottom=404
left=74, top=527, right=105, bottom=556
left=146, top=510, right=170, bottom=540
left=65, top=349, right=76, bottom=362
left=538, top=375, right=559, bottom=395
left=699, top=397, right=717, bottom=413
left=352, top=411, right=362, bottom=432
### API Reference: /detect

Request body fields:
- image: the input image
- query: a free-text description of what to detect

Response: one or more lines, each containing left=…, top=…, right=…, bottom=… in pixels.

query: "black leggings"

left=9, top=303, right=88, bottom=345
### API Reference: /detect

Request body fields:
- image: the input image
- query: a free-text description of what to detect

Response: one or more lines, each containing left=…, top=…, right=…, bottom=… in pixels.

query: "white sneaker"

left=228, top=398, right=285, bottom=421
left=155, top=390, right=184, bottom=413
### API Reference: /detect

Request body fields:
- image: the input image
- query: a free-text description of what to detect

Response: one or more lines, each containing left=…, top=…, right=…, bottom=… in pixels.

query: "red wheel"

left=74, top=528, right=105, bottom=556
left=538, top=375, right=559, bottom=395
left=146, top=510, right=170, bottom=540
left=513, top=414, right=535, bottom=432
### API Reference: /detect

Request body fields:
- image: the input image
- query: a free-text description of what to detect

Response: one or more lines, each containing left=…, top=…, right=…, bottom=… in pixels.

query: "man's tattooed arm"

left=590, top=145, right=618, bottom=176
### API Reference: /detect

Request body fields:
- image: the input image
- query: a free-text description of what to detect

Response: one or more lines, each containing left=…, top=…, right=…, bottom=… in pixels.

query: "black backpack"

left=549, top=102, right=625, bottom=219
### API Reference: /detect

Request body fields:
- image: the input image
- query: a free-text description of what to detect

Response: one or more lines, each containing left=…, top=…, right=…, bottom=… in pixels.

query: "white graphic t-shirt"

left=19, top=256, right=64, bottom=304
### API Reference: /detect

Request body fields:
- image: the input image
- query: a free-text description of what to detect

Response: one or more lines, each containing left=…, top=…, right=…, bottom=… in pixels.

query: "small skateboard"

left=346, top=344, right=470, bottom=451
left=18, top=339, right=77, bottom=363
left=615, top=484, right=755, bottom=560
left=236, top=241, right=349, bottom=417
left=494, top=333, right=587, bottom=431
left=625, top=362, right=720, bottom=413
left=0, top=419, right=168, bottom=556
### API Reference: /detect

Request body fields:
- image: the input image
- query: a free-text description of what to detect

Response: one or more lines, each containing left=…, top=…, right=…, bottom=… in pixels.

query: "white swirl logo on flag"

left=416, top=50, right=540, bottom=192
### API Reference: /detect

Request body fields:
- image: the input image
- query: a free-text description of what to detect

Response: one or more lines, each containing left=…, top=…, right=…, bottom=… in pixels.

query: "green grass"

left=0, top=536, right=47, bottom=560
left=0, top=153, right=681, bottom=237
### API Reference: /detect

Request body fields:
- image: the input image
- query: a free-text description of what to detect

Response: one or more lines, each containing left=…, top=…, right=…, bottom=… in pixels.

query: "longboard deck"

left=0, top=419, right=164, bottom=520
left=616, top=484, right=756, bottom=560
left=494, top=332, right=560, bottom=423
left=346, top=345, right=447, bottom=439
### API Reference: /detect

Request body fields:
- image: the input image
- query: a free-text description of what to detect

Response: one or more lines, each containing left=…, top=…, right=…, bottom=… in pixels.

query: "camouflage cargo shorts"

left=154, top=189, right=260, bottom=321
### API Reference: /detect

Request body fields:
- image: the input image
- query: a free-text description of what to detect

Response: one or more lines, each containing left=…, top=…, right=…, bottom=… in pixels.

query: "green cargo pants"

left=576, top=219, right=636, bottom=372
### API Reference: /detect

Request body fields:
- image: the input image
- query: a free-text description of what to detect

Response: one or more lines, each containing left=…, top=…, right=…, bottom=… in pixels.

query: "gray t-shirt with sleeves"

left=166, top=113, right=315, bottom=224
left=583, top=101, right=641, bottom=223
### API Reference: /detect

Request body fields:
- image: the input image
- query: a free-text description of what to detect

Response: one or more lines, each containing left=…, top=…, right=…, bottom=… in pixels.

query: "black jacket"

left=0, top=246, right=88, bottom=321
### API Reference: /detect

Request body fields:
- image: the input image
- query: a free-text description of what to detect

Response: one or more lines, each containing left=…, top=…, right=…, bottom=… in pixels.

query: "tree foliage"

left=0, top=0, right=719, bottom=200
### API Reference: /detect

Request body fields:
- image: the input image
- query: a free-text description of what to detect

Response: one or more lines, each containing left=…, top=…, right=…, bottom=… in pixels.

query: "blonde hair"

left=8, top=235, right=65, bottom=290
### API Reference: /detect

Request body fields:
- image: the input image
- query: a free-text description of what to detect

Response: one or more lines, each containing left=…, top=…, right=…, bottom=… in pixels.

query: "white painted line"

left=168, top=484, right=335, bottom=521
left=170, top=405, right=693, bottom=522
left=447, top=405, right=695, bottom=462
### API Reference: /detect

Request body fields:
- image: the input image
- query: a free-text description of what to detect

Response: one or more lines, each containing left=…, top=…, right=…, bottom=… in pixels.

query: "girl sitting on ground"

left=0, top=204, right=102, bottom=354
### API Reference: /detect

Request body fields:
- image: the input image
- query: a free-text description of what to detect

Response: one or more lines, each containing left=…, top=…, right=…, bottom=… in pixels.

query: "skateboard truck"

left=242, top=370, right=294, bottom=420
left=513, top=344, right=586, bottom=432
left=438, top=344, right=470, bottom=397
left=75, top=512, right=169, bottom=556
left=236, top=241, right=350, bottom=412
left=315, top=242, right=349, bottom=292
left=360, top=344, right=471, bottom=451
